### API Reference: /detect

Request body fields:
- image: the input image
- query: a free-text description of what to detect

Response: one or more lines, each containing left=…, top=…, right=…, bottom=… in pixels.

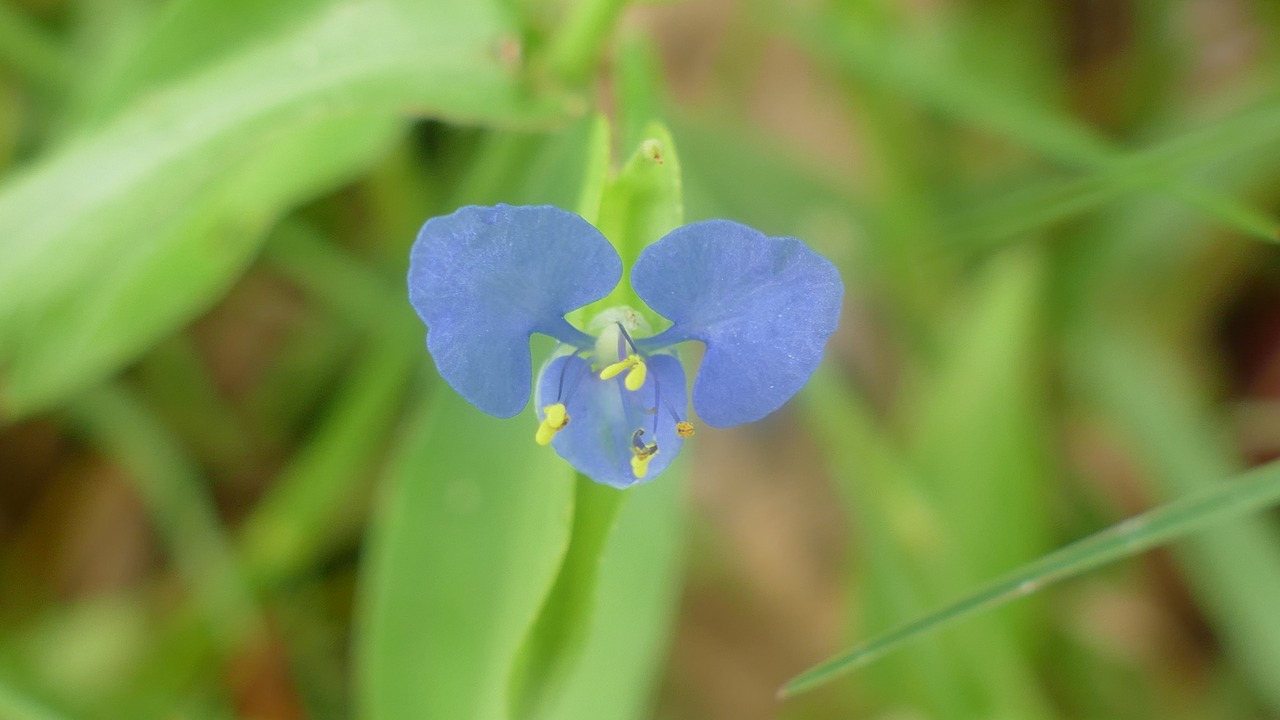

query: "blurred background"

left=3, top=0, right=1280, bottom=718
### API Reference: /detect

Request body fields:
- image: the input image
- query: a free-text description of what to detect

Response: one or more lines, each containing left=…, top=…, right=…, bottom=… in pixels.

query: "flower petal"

left=408, top=204, right=621, bottom=417
left=632, top=220, right=842, bottom=427
left=535, top=353, right=688, bottom=488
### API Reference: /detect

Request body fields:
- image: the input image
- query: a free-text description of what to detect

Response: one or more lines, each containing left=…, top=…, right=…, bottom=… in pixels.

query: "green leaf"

left=356, top=390, right=577, bottom=720
left=891, top=248, right=1054, bottom=718
left=539, top=474, right=685, bottom=720
left=800, top=369, right=971, bottom=713
left=799, top=249, right=1058, bottom=718
left=910, top=248, right=1051, bottom=594
left=573, top=115, right=612, bottom=224
left=602, top=124, right=685, bottom=260
left=593, top=123, right=684, bottom=315
left=80, top=0, right=337, bottom=125
left=548, top=0, right=630, bottom=86
left=508, top=479, right=626, bottom=719
left=780, top=454, right=1280, bottom=698
left=0, top=0, right=569, bottom=417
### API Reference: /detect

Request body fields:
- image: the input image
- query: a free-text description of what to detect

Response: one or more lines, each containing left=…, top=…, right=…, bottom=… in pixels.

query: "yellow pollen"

left=535, top=403, right=569, bottom=446
left=600, top=354, right=647, bottom=391
left=676, top=421, right=695, bottom=438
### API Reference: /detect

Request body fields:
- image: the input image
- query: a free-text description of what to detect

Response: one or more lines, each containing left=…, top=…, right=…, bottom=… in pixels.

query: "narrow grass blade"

left=952, top=101, right=1280, bottom=246
left=780, top=456, right=1280, bottom=698
left=65, top=384, right=262, bottom=650
left=788, top=6, right=1279, bottom=244
left=237, top=335, right=416, bottom=584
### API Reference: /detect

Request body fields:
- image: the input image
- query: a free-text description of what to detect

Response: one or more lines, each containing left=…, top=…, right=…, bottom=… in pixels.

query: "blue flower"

left=408, top=204, right=843, bottom=488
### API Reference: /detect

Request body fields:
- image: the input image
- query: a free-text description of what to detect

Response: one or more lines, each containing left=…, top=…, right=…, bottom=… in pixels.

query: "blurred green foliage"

left=1, top=0, right=1280, bottom=719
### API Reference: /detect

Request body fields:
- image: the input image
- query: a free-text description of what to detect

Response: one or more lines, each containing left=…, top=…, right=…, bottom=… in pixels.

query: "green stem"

left=549, top=0, right=629, bottom=86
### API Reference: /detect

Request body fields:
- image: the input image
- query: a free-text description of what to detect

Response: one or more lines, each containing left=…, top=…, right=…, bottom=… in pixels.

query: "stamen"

left=555, top=351, right=574, bottom=399
left=624, top=360, right=646, bottom=391
left=535, top=403, right=569, bottom=446
left=599, top=356, right=634, bottom=380
left=599, top=354, right=648, bottom=392
left=649, top=365, right=695, bottom=439
left=535, top=353, right=593, bottom=448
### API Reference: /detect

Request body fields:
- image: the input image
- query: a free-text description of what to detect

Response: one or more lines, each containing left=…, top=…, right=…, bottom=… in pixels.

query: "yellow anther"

left=624, top=361, right=647, bottom=391
left=600, top=355, right=637, bottom=380
left=535, top=403, right=569, bottom=446
left=631, top=448, right=658, bottom=478
left=676, top=421, right=695, bottom=438
left=600, top=354, right=647, bottom=391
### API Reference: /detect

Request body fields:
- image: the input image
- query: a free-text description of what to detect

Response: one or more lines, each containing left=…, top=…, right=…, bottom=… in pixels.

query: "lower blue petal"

left=535, top=352, right=688, bottom=488
left=631, top=220, right=843, bottom=427
left=408, top=204, right=621, bottom=418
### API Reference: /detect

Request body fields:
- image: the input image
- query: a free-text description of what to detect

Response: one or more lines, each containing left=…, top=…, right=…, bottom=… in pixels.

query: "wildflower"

left=408, top=204, right=842, bottom=488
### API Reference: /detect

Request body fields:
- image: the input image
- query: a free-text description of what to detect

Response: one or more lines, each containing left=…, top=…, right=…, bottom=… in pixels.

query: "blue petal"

left=535, top=352, right=688, bottom=488
left=632, top=220, right=843, bottom=427
left=408, top=204, right=622, bottom=417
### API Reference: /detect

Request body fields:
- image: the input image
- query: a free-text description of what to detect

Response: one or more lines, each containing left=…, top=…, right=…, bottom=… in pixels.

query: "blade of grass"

left=1075, top=328, right=1280, bottom=711
left=799, top=367, right=999, bottom=716
left=64, top=384, right=262, bottom=650
left=805, top=304, right=1054, bottom=720
left=780, top=455, right=1280, bottom=698
left=788, top=7, right=1279, bottom=243
left=132, top=334, right=253, bottom=475
left=549, top=0, right=629, bottom=85
left=1055, top=128, right=1280, bottom=709
left=901, top=248, right=1054, bottom=717
left=951, top=100, right=1280, bottom=247
left=243, top=221, right=420, bottom=584
left=237, top=335, right=416, bottom=584
left=262, top=220, right=412, bottom=335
